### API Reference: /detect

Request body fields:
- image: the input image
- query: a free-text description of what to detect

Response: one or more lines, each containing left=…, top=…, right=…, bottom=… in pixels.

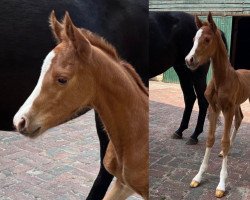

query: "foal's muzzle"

left=185, top=55, right=199, bottom=70
left=14, top=116, right=41, bottom=138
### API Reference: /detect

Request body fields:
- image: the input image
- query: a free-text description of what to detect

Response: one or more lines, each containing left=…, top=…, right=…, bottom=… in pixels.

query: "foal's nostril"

left=190, top=56, right=194, bottom=64
left=18, top=117, right=27, bottom=131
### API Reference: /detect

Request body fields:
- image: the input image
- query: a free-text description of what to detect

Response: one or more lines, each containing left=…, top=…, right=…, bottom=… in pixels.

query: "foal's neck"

left=91, top=49, right=148, bottom=158
left=211, top=32, right=233, bottom=86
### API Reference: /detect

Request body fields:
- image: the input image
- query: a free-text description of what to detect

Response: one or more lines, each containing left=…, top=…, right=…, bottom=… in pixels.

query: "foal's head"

left=13, top=11, right=113, bottom=137
left=185, top=12, right=219, bottom=70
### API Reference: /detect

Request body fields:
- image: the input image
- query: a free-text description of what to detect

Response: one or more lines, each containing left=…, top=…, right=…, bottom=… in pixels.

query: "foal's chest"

left=207, top=80, right=236, bottom=111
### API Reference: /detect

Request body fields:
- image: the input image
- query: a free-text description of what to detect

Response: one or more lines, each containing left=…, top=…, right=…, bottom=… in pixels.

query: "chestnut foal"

left=185, top=12, right=250, bottom=198
left=13, top=12, right=148, bottom=199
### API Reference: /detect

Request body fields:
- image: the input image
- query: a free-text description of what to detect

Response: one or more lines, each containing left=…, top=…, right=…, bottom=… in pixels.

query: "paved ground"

left=0, top=110, right=140, bottom=199
left=149, top=81, right=250, bottom=200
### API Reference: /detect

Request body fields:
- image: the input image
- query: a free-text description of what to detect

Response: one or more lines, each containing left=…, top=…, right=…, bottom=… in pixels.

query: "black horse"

left=149, top=11, right=227, bottom=144
left=0, top=0, right=147, bottom=199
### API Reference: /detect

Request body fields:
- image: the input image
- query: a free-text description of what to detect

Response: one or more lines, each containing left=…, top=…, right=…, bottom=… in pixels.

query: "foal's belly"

left=236, top=70, right=250, bottom=102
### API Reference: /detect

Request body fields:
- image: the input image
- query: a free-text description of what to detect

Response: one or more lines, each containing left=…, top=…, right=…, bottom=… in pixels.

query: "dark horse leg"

left=173, top=63, right=209, bottom=145
left=172, top=65, right=196, bottom=139
left=189, top=63, right=209, bottom=141
left=86, top=111, right=113, bottom=200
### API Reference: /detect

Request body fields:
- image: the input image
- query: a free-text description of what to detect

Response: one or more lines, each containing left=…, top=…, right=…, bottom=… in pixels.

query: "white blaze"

left=185, top=29, right=203, bottom=61
left=13, top=51, right=55, bottom=126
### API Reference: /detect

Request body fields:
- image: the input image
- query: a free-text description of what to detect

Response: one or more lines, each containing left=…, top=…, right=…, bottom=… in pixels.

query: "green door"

left=163, top=16, right=232, bottom=83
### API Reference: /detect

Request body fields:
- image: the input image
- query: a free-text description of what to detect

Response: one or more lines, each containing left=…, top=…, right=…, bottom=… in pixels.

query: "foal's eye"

left=57, top=77, right=68, bottom=85
left=205, top=38, right=210, bottom=43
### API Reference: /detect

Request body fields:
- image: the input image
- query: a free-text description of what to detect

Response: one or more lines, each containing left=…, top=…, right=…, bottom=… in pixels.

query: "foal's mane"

left=80, top=28, right=119, bottom=61
left=80, top=28, right=148, bottom=96
left=120, top=61, right=148, bottom=96
left=215, top=29, right=228, bottom=56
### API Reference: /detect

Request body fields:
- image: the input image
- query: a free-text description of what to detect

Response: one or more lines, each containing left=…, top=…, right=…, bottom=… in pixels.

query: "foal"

left=185, top=12, right=250, bottom=198
left=13, top=11, right=148, bottom=199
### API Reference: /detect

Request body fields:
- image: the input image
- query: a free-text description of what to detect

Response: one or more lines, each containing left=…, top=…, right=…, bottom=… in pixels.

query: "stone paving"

left=0, top=110, right=140, bottom=199
left=149, top=81, right=250, bottom=200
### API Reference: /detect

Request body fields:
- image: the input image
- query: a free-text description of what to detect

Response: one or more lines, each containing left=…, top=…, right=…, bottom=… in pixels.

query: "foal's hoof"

left=218, top=151, right=223, bottom=157
left=215, top=189, right=225, bottom=198
left=190, top=180, right=200, bottom=188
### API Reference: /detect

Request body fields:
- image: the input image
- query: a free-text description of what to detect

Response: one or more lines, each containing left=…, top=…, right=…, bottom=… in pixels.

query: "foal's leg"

left=173, top=65, right=196, bottom=138
left=230, top=106, right=243, bottom=149
left=190, top=105, right=220, bottom=187
left=216, top=107, right=235, bottom=198
left=218, top=106, right=243, bottom=157
left=86, top=112, right=114, bottom=200
left=103, top=180, right=135, bottom=200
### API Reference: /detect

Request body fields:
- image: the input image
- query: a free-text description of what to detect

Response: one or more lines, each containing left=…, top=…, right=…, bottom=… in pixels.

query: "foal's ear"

left=195, top=15, right=203, bottom=29
left=207, top=11, right=217, bottom=33
left=49, top=10, right=63, bottom=43
left=63, top=12, right=92, bottom=60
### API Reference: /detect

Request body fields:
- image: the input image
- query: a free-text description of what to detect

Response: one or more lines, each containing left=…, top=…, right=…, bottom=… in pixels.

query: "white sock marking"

left=193, top=147, right=211, bottom=183
left=217, top=156, right=228, bottom=191
left=230, top=128, right=237, bottom=148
